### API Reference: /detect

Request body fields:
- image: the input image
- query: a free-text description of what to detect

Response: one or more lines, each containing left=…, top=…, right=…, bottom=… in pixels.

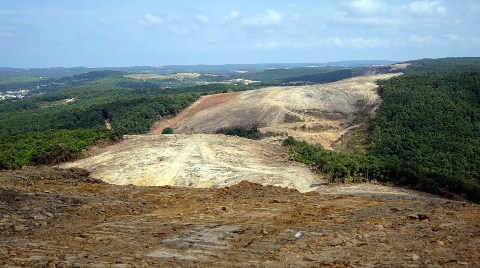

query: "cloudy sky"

left=1, top=0, right=479, bottom=67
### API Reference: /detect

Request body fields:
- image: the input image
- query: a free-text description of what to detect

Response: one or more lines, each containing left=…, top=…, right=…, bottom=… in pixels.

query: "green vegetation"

left=217, top=126, right=261, bottom=140
left=162, top=127, right=174, bottom=134
left=0, top=69, right=257, bottom=168
left=285, top=57, right=480, bottom=202
left=284, top=137, right=382, bottom=183
left=239, top=67, right=349, bottom=83
left=404, top=57, right=480, bottom=76
left=0, top=76, right=44, bottom=85
left=0, top=129, right=113, bottom=169
left=282, top=69, right=354, bottom=83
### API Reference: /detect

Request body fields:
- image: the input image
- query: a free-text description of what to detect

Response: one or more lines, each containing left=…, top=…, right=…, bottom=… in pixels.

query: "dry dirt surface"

left=1, top=167, right=479, bottom=267
left=150, top=74, right=400, bottom=148
left=61, top=134, right=321, bottom=192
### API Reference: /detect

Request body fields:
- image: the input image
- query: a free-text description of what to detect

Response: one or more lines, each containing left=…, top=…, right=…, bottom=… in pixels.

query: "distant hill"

left=0, top=60, right=399, bottom=79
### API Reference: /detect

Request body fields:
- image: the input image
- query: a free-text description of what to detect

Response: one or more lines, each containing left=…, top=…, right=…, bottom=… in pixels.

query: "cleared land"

left=3, top=72, right=479, bottom=266
left=62, top=134, right=320, bottom=192
left=1, top=167, right=478, bottom=267
left=64, top=74, right=405, bottom=191
left=150, top=74, right=400, bottom=148
left=66, top=74, right=405, bottom=191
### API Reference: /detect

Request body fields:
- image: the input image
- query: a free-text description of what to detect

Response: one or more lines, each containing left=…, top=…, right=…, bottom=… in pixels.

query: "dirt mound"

left=150, top=74, right=401, bottom=148
left=0, top=166, right=103, bottom=185
left=61, top=134, right=321, bottom=192
left=1, top=168, right=479, bottom=267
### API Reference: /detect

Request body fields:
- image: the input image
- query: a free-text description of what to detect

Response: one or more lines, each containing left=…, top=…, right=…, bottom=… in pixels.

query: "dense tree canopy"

left=285, top=58, right=480, bottom=202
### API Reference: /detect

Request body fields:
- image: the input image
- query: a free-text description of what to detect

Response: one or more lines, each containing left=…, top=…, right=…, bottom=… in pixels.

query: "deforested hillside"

left=61, top=134, right=320, bottom=192
left=151, top=74, right=400, bottom=148
left=64, top=73, right=404, bottom=191
left=284, top=58, right=480, bottom=202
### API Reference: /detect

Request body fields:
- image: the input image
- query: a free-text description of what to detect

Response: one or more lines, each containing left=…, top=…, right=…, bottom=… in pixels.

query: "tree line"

left=284, top=58, right=480, bottom=202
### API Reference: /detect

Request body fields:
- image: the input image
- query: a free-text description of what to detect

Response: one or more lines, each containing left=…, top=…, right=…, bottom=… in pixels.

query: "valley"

left=62, top=73, right=398, bottom=191
left=1, top=58, right=480, bottom=267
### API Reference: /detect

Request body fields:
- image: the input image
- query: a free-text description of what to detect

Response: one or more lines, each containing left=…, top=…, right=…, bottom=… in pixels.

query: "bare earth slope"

left=1, top=167, right=479, bottom=267
left=64, top=73, right=414, bottom=194
left=150, top=74, right=400, bottom=148
left=62, top=134, right=321, bottom=192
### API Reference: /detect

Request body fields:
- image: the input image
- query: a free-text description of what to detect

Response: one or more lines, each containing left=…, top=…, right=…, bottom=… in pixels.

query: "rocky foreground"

left=1, top=167, right=479, bottom=267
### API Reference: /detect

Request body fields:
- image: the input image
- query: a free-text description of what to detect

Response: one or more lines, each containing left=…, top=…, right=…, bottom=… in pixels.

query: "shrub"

left=161, top=127, right=174, bottom=134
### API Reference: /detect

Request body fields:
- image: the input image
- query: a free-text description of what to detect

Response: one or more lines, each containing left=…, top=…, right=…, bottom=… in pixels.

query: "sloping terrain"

left=150, top=74, right=400, bottom=148
left=62, top=134, right=321, bottom=192
left=64, top=73, right=400, bottom=192
left=1, top=167, right=479, bottom=267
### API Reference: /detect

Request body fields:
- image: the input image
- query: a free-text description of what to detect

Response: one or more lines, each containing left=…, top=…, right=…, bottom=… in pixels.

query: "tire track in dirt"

left=62, top=134, right=322, bottom=192
left=63, top=74, right=404, bottom=192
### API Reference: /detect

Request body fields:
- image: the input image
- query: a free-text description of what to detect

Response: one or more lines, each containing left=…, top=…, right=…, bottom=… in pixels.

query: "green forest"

left=0, top=65, right=335, bottom=169
left=2, top=58, right=480, bottom=201
left=0, top=75, right=230, bottom=169
left=284, top=58, right=480, bottom=202
left=0, top=65, right=362, bottom=170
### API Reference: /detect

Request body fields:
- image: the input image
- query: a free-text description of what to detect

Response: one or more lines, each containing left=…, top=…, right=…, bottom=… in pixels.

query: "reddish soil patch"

left=149, top=92, right=241, bottom=134
left=1, top=167, right=478, bottom=267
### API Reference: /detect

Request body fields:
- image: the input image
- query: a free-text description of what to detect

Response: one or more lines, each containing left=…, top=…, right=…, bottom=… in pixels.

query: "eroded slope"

left=151, top=74, right=400, bottom=148
left=61, top=134, right=321, bottom=192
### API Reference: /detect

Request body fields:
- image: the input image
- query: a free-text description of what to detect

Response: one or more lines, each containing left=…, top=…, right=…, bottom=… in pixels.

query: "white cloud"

left=196, top=14, right=210, bottom=24
left=255, top=41, right=311, bottom=50
left=444, top=34, right=461, bottom=41
left=341, top=0, right=385, bottom=15
left=225, top=11, right=240, bottom=20
left=138, top=13, right=163, bottom=26
left=348, top=37, right=391, bottom=48
left=402, top=0, right=446, bottom=16
left=241, top=9, right=283, bottom=27
left=255, top=42, right=279, bottom=49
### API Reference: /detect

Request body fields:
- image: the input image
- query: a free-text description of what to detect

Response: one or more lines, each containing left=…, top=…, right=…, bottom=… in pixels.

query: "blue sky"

left=1, top=0, right=479, bottom=67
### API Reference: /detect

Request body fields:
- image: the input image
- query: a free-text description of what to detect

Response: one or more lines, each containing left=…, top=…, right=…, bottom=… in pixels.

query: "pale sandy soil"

left=61, top=134, right=322, bottom=192
left=4, top=72, right=479, bottom=266
left=64, top=74, right=434, bottom=198
left=150, top=74, right=401, bottom=148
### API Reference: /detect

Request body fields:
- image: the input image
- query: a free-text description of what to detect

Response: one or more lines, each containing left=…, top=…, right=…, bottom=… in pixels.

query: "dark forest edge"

left=285, top=57, right=480, bottom=202
left=0, top=65, right=378, bottom=169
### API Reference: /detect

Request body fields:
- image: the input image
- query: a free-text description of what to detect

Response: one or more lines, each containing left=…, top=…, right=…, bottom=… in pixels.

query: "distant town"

left=0, top=89, right=30, bottom=100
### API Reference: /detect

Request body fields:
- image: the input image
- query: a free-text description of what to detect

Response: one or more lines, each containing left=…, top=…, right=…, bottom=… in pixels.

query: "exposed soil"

left=61, top=134, right=321, bottom=192
left=1, top=167, right=479, bottom=267
left=5, top=73, right=479, bottom=266
left=150, top=74, right=401, bottom=148
left=150, top=92, right=242, bottom=135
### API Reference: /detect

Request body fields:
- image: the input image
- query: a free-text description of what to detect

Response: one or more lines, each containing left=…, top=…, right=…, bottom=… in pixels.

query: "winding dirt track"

left=63, top=74, right=403, bottom=191
left=150, top=74, right=401, bottom=148
left=64, top=74, right=408, bottom=192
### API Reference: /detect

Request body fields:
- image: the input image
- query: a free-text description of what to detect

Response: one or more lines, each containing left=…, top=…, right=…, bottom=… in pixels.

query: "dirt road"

left=1, top=167, right=478, bottom=267
left=150, top=74, right=401, bottom=148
